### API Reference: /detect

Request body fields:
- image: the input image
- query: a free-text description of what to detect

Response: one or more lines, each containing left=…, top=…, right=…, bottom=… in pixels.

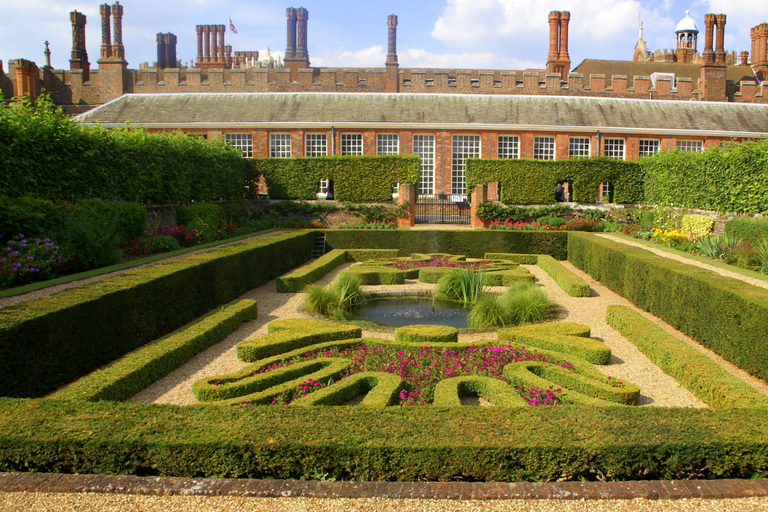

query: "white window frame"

left=451, top=134, right=481, bottom=196
left=638, top=139, right=660, bottom=157
left=376, top=134, right=399, bottom=155
left=224, top=133, right=253, bottom=158
left=603, top=138, right=625, bottom=160
left=568, top=137, right=591, bottom=158
left=533, top=136, right=556, bottom=160
left=677, top=140, right=704, bottom=152
left=305, top=133, right=328, bottom=157
left=497, top=135, right=520, bottom=159
left=413, top=134, right=435, bottom=195
left=340, top=133, right=363, bottom=155
left=269, top=133, right=292, bottom=158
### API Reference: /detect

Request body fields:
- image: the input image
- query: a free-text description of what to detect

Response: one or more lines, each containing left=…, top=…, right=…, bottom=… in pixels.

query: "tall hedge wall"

left=466, top=157, right=643, bottom=204
left=642, top=139, right=768, bottom=214
left=254, top=155, right=420, bottom=201
left=568, top=232, right=768, bottom=382
left=0, top=231, right=314, bottom=398
left=325, top=229, right=568, bottom=260
left=0, top=95, right=247, bottom=203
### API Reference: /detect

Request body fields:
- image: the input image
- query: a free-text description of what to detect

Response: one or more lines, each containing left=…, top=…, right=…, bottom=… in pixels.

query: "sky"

left=1, top=0, right=767, bottom=73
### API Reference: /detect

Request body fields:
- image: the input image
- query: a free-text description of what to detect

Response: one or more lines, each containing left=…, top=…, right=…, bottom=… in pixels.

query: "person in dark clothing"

left=555, top=182, right=565, bottom=202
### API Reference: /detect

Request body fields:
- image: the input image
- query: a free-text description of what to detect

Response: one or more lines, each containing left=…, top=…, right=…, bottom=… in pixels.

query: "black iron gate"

left=414, top=194, right=470, bottom=224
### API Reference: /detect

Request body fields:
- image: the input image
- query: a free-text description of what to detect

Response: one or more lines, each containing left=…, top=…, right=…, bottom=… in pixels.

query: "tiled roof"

left=572, top=59, right=756, bottom=86
left=76, top=92, right=768, bottom=136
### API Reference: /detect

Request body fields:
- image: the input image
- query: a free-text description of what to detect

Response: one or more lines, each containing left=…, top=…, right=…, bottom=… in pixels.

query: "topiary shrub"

left=394, top=325, right=459, bottom=343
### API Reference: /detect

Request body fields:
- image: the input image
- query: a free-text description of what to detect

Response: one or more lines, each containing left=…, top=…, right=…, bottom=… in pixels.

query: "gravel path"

left=3, top=493, right=768, bottom=512
left=129, top=260, right=720, bottom=408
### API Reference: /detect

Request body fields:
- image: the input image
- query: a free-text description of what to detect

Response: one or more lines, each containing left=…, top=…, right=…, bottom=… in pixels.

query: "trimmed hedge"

left=3, top=400, right=768, bottom=480
left=485, top=253, right=538, bottom=264
left=466, top=157, right=643, bottom=204
left=325, top=230, right=569, bottom=260
left=606, top=305, right=768, bottom=409
left=499, top=322, right=611, bottom=365
left=234, top=319, right=362, bottom=363
left=276, top=249, right=348, bottom=293
left=395, top=325, right=459, bottom=343
left=345, top=249, right=400, bottom=261
left=292, top=371, right=404, bottom=407
left=536, top=255, right=591, bottom=297
left=345, top=265, right=407, bottom=285
left=433, top=376, right=527, bottom=407
left=568, top=232, right=768, bottom=381
left=1, top=96, right=247, bottom=203
left=642, top=139, right=768, bottom=214
left=725, top=218, right=768, bottom=245
left=256, top=155, right=420, bottom=201
left=0, top=230, right=314, bottom=398
left=49, top=299, right=258, bottom=402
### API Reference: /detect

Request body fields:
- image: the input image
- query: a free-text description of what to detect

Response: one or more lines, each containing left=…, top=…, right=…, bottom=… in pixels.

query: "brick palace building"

left=4, top=4, right=768, bottom=198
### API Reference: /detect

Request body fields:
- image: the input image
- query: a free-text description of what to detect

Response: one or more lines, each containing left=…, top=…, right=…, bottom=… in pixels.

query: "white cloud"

left=401, top=48, right=543, bottom=69
left=707, top=0, right=768, bottom=52
left=312, top=45, right=386, bottom=68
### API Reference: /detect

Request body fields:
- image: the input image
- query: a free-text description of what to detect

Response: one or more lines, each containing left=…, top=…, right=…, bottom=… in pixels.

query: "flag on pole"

left=229, top=17, right=238, bottom=34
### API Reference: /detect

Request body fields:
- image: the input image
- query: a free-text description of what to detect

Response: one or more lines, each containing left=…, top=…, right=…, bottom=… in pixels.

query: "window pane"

left=269, top=133, right=291, bottom=158
left=305, top=133, right=327, bottom=157
left=677, top=140, right=703, bottom=152
left=413, top=134, right=435, bottom=195
left=451, top=135, right=480, bottom=195
left=340, top=133, right=363, bottom=155
left=376, top=134, right=399, bottom=155
left=533, top=136, right=555, bottom=160
left=224, top=133, right=253, bottom=158
left=603, top=138, right=625, bottom=160
left=497, top=136, right=519, bottom=159
left=638, top=139, right=660, bottom=157
left=569, top=137, right=590, bottom=158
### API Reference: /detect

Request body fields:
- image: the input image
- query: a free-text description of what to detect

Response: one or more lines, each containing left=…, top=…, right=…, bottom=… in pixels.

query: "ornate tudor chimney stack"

left=97, top=3, right=127, bottom=104
left=385, top=14, right=399, bottom=93
left=285, top=7, right=310, bottom=72
left=69, top=10, right=90, bottom=81
left=700, top=13, right=727, bottom=101
left=546, top=11, right=571, bottom=80
left=752, top=23, right=768, bottom=81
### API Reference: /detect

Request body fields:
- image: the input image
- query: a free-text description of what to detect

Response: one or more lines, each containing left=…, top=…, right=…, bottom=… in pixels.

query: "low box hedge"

left=433, top=376, right=527, bottom=408
left=276, top=249, right=348, bottom=293
left=345, top=249, right=400, bottom=261
left=536, top=255, right=591, bottom=297
left=345, top=265, right=407, bottom=285
left=568, top=232, right=768, bottom=382
left=49, top=299, right=258, bottom=402
left=499, top=322, right=611, bottom=366
left=606, top=305, right=768, bottom=409
left=325, top=230, right=568, bottom=260
left=394, top=325, right=459, bottom=343
left=485, top=253, right=539, bottom=264
left=0, top=231, right=313, bottom=398
left=292, top=372, right=403, bottom=407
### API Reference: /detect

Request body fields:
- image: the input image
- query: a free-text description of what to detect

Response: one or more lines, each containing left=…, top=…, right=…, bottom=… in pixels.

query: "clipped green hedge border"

left=49, top=299, right=258, bottom=402
left=394, top=325, right=459, bottom=343
left=0, top=230, right=313, bottom=398
left=499, top=322, right=611, bottom=365
left=292, top=371, right=404, bottom=407
left=536, top=254, right=591, bottom=297
left=568, top=232, right=768, bottom=382
left=276, top=249, right=348, bottom=293
left=606, top=305, right=768, bottom=409
left=433, top=376, right=527, bottom=407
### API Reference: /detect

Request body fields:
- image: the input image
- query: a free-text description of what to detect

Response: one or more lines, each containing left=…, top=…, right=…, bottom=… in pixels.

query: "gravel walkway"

left=3, top=493, right=768, bottom=512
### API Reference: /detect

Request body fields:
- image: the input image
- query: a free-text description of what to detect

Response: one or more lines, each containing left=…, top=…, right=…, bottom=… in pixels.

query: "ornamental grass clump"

left=466, top=281, right=549, bottom=329
left=303, top=272, right=364, bottom=319
left=435, top=269, right=486, bottom=303
left=695, top=233, right=738, bottom=260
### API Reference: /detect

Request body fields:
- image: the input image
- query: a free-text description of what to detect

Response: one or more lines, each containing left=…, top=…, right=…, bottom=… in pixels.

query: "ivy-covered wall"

left=254, top=155, right=420, bottom=201
left=642, top=139, right=768, bottom=214
left=466, top=157, right=644, bottom=205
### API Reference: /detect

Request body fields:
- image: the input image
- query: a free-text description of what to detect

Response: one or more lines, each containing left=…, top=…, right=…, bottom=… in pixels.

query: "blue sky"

left=1, top=0, right=767, bottom=72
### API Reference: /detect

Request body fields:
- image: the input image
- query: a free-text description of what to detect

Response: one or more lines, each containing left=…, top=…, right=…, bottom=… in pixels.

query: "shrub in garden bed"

left=394, top=325, right=459, bottom=343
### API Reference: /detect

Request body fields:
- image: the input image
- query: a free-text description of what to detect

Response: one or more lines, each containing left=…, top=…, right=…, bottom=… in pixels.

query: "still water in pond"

left=352, top=297, right=469, bottom=328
